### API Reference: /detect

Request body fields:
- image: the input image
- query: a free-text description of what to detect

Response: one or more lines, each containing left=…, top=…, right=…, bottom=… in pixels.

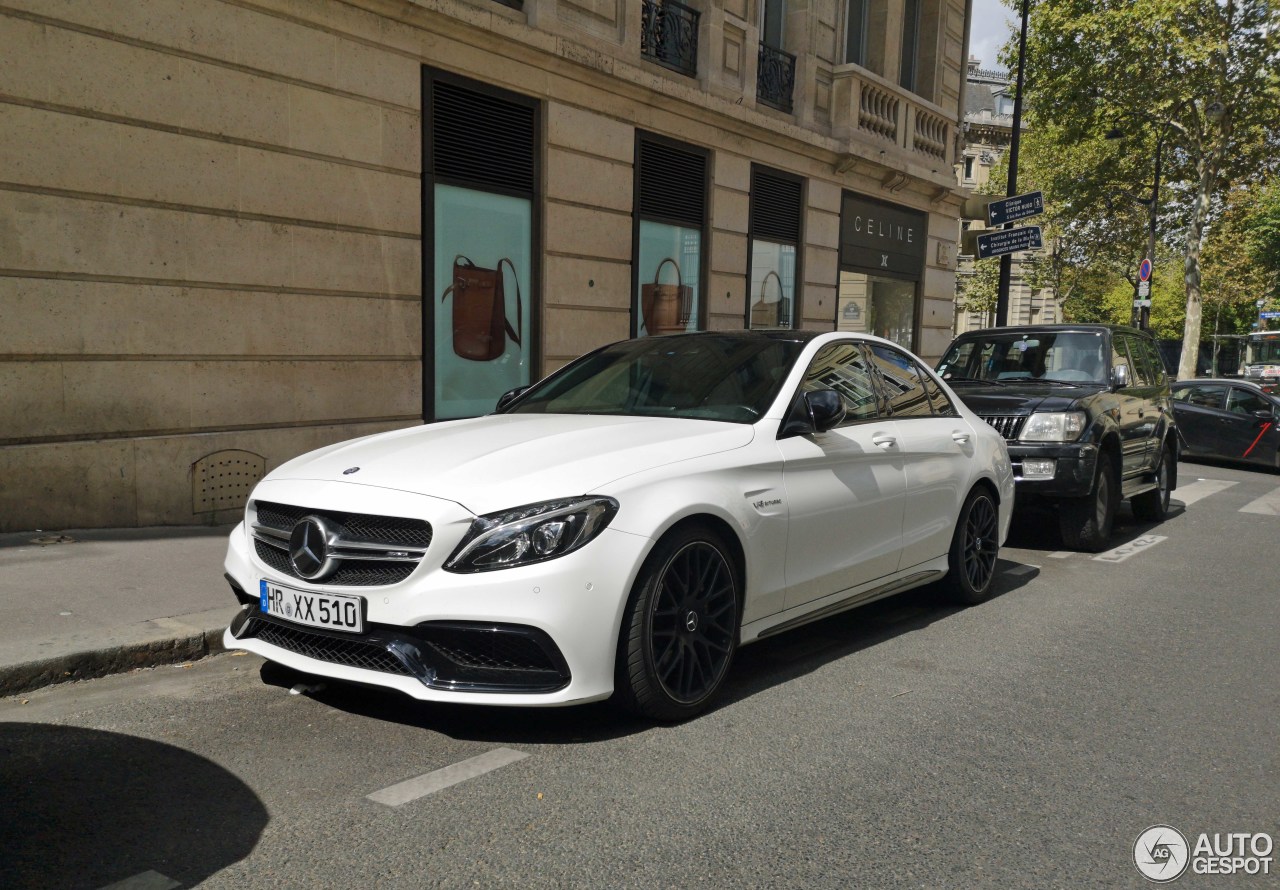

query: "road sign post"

left=974, top=226, right=1043, bottom=260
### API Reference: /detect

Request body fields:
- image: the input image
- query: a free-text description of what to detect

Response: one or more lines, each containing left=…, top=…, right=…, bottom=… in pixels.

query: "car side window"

left=867, top=344, right=933, bottom=417
left=1182, top=385, right=1228, bottom=409
left=802, top=343, right=880, bottom=423
left=1139, top=337, right=1167, bottom=386
left=921, top=367, right=955, bottom=415
left=1227, top=388, right=1269, bottom=415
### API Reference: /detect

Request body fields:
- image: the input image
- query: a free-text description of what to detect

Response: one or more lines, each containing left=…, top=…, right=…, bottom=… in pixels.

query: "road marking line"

left=1005, top=564, right=1039, bottom=575
left=1093, top=535, right=1167, bottom=563
left=367, top=747, right=528, bottom=807
left=1174, top=479, right=1237, bottom=506
left=1240, top=487, right=1280, bottom=516
left=99, top=872, right=181, bottom=890
left=1046, top=551, right=1073, bottom=559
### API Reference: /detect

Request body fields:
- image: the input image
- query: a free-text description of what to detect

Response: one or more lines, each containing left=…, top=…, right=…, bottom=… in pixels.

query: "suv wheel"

left=1060, top=454, right=1117, bottom=552
left=1132, top=443, right=1174, bottom=522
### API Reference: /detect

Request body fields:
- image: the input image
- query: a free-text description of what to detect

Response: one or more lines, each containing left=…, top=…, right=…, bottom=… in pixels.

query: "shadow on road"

left=269, top=556, right=1040, bottom=744
left=0, top=723, right=267, bottom=890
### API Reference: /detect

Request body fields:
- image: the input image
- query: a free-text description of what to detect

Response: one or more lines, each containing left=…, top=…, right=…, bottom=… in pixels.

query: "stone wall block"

left=545, top=203, right=632, bottom=261
left=546, top=149, right=633, bottom=213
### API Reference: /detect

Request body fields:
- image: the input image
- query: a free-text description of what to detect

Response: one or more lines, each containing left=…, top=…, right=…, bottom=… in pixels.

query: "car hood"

left=944, top=382, right=1104, bottom=415
left=266, top=414, right=756, bottom=515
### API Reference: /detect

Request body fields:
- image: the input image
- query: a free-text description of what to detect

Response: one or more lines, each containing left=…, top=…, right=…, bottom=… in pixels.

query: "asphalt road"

left=3, top=459, right=1278, bottom=890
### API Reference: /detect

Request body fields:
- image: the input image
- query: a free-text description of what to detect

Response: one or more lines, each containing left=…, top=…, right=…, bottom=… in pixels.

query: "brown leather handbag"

left=441, top=256, right=522, bottom=362
left=750, top=270, right=784, bottom=329
left=641, top=257, right=692, bottom=335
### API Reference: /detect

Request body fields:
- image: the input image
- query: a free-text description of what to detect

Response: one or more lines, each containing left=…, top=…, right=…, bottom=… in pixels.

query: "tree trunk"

left=1177, top=164, right=1216, bottom=381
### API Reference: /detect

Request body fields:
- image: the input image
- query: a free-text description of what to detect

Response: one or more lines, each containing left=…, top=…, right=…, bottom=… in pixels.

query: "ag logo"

left=1134, top=825, right=1190, bottom=882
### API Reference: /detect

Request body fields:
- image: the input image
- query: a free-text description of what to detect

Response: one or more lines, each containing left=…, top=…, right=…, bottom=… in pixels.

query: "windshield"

left=937, top=331, right=1109, bottom=384
left=506, top=334, right=806, bottom=423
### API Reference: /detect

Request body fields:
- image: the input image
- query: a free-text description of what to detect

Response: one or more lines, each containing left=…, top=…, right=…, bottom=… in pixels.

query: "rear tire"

left=615, top=525, right=740, bottom=722
left=1059, top=454, right=1117, bottom=552
left=942, top=487, right=1001, bottom=605
left=1132, top=444, right=1174, bottom=522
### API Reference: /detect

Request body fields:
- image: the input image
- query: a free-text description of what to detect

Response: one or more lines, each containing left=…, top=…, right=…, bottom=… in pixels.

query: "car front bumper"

left=1007, top=442, right=1099, bottom=500
left=222, top=517, right=651, bottom=707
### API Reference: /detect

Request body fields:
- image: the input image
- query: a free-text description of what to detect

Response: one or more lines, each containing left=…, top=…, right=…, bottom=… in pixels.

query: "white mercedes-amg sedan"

left=223, top=331, right=1013, bottom=720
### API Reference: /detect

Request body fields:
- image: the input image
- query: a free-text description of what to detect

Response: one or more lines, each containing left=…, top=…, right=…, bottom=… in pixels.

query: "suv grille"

left=979, top=414, right=1026, bottom=440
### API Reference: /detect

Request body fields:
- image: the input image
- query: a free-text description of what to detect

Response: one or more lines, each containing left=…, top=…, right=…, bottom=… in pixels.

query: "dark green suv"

left=937, top=325, right=1177, bottom=551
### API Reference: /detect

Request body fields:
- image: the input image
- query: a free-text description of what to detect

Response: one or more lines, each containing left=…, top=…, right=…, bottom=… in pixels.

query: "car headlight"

left=444, top=496, right=619, bottom=573
left=1019, top=411, right=1087, bottom=442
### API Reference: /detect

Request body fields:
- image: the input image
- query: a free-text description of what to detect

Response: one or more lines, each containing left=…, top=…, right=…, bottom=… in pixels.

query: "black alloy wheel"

left=617, top=527, right=740, bottom=721
left=943, top=488, right=1000, bottom=605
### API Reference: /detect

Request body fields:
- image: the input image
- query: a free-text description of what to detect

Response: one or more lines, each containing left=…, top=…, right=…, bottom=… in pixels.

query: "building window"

left=640, top=0, right=700, bottom=77
left=837, top=192, right=926, bottom=352
left=633, top=134, right=709, bottom=337
left=424, top=73, right=538, bottom=421
left=899, top=0, right=921, bottom=92
left=748, top=166, right=803, bottom=330
left=963, top=156, right=975, bottom=181
left=844, top=0, right=868, bottom=66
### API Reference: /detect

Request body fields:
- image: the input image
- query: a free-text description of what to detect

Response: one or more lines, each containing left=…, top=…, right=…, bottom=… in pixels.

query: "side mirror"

left=495, top=386, right=530, bottom=412
left=807, top=390, right=847, bottom=433
left=1252, top=408, right=1275, bottom=422
left=778, top=389, right=847, bottom=438
left=1111, top=364, right=1130, bottom=389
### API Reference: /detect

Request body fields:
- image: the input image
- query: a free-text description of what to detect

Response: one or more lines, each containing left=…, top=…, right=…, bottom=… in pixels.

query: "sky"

left=969, top=0, right=1018, bottom=72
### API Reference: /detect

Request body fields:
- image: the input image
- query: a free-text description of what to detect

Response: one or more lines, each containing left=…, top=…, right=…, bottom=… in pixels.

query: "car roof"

left=951, top=324, right=1143, bottom=337
left=1173, top=378, right=1265, bottom=388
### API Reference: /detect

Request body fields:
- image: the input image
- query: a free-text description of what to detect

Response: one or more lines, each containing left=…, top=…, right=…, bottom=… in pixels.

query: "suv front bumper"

left=1008, top=442, right=1099, bottom=500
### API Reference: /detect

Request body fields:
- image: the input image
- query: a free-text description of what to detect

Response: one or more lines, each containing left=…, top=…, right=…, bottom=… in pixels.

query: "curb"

left=0, top=611, right=236, bottom=698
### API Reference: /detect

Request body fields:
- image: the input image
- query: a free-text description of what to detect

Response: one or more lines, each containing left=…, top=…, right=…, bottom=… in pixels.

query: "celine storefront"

left=835, top=192, right=928, bottom=352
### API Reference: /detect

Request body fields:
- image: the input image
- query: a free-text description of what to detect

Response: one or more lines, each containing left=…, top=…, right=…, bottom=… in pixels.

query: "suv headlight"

left=1019, top=411, right=1087, bottom=443
left=444, top=496, right=619, bottom=573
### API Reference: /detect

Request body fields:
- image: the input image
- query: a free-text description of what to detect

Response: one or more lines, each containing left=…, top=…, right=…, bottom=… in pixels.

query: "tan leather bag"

left=441, top=256, right=522, bottom=362
left=750, top=270, right=784, bottom=329
left=641, top=257, right=692, bottom=334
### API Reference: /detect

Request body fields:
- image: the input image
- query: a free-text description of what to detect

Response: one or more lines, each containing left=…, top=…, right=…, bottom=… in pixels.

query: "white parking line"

left=99, top=872, right=181, bottom=890
left=1174, top=479, right=1237, bottom=506
left=1046, top=551, right=1073, bottom=559
left=367, top=747, right=528, bottom=807
left=1005, top=564, right=1039, bottom=576
left=1093, top=535, right=1167, bottom=563
left=1240, top=487, right=1280, bottom=516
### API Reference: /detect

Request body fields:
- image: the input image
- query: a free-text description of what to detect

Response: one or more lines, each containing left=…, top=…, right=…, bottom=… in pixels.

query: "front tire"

left=615, top=526, right=740, bottom=721
left=1060, top=453, right=1117, bottom=552
left=942, top=487, right=1001, bottom=605
left=1132, top=444, right=1174, bottom=522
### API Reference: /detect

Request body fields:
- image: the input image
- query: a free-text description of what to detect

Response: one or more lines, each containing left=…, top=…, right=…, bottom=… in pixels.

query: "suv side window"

left=1116, top=334, right=1155, bottom=387
left=867, top=344, right=932, bottom=417
left=802, top=342, right=880, bottom=423
left=1139, top=336, right=1167, bottom=386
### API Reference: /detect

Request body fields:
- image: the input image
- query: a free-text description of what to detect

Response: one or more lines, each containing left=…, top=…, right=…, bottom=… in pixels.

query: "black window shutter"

left=431, top=80, right=535, bottom=193
left=750, top=168, right=802, bottom=244
left=638, top=138, right=706, bottom=226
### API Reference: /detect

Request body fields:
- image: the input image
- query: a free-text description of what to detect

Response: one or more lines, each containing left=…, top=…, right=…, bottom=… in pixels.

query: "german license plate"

left=259, top=580, right=363, bottom=634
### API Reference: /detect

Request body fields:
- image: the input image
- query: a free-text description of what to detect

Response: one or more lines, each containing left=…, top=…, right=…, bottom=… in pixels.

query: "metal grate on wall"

left=192, top=450, right=266, bottom=513
left=430, top=79, right=535, bottom=194
left=750, top=168, right=803, bottom=244
left=637, top=137, right=707, bottom=226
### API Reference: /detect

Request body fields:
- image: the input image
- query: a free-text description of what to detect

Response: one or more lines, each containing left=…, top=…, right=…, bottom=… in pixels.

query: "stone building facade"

left=1, top=0, right=973, bottom=531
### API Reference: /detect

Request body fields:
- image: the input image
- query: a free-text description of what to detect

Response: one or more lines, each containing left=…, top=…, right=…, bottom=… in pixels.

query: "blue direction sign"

left=976, top=225, right=1043, bottom=259
left=986, top=191, right=1045, bottom=226
left=1261, top=311, right=1280, bottom=320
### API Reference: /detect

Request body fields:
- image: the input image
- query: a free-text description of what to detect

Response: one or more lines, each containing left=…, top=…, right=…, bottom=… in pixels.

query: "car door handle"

left=872, top=434, right=897, bottom=449
left=952, top=431, right=970, bottom=445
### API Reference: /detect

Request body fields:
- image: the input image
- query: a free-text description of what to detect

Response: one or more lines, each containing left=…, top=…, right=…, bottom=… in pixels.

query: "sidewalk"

left=0, top=525, right=240, bottom=696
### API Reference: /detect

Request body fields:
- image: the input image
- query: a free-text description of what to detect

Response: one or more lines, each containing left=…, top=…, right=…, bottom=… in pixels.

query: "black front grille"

left=254, top=539, right=416, bottom=586
left=421, top=626, right=560, bottom=673
left=980, top=414, right=1027, bottom=440
left=254, top=501, right=432, bottom=549
left=246, top=618, right=413, bottom=676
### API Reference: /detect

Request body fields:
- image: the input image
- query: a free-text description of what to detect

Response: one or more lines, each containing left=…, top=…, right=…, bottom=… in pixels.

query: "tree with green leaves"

left=1010, top=0, right=1280, bottom=379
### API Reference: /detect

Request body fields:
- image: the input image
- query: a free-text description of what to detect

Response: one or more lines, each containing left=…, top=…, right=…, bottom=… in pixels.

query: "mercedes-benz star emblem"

left=289, top=516, right=335, bottom=581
